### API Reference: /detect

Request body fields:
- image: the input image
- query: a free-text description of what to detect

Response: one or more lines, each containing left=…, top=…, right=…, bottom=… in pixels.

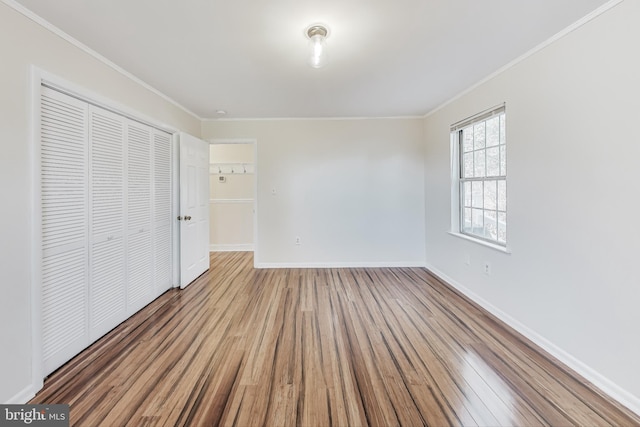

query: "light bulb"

left=306, top=24, right=329, bottom=68
left=308, top=34, right=327, bottom=68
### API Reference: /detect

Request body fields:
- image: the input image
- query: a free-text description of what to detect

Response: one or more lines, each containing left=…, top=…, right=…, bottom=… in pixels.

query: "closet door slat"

left=153, top=131, right=172, bottom=292
left=89, top=107, right=127, bottom=340
left=40, top=87, right=89, bottom=375
left=126, top=121, right=154, bottom=313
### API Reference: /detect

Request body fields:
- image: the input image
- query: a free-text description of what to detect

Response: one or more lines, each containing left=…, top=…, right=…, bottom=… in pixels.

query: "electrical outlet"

left=484, top=262, right=491, bottom=275
left=464, top=254, right=471, bottom=266
left=295, top=236, right=301, bottom=245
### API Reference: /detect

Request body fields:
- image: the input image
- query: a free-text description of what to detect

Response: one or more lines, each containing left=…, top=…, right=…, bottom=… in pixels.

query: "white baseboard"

left=209, top=244, right=254, bottom=252
left=424, top=262, right=640, bottom=418
left=5, top=385, right=36, bottom=404
left=255, top=261, right=426, bottom=269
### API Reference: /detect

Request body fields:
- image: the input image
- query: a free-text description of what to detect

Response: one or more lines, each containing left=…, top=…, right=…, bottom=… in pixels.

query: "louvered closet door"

left=40, top=87, right=89, bottom=375
left=39, top=85, right=175, bottom=378
left=89, top=107, right=126, bottom=341
left=126, top=121, right=154, bottom=314
left=153, top=131, right=173, bottom=293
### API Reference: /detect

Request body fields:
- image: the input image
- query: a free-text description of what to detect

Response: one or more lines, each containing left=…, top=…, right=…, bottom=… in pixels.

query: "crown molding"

left=202, top=115, right=423, bottom=122
left=424, top=0, right=625, bottom=119
left=2, top=0, right=202, bottom=121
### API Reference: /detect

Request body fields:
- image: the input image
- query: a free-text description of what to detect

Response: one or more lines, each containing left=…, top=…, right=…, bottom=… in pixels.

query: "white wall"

left=0, top=2, right=200, bottom=403
left=209, top=143, right=255, bottom=165
left=202, top=118, right=426, bottom=266
left=423, top=0, right=640, bottom=410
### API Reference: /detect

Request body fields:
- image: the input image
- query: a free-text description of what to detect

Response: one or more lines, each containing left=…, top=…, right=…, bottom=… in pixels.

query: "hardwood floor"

left=31, top=252, right=639, bottom=426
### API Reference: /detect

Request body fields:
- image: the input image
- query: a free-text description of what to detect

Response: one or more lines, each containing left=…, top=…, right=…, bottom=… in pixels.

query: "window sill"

left=448, top=232, right=511, bottom=254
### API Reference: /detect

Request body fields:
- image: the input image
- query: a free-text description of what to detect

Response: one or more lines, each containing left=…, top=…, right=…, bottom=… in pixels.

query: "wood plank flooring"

left=31, top=252, right=640, bottom=426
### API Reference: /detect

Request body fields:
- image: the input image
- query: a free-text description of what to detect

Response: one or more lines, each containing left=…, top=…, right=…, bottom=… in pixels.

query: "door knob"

left=185, top=215, right=192, bottom=220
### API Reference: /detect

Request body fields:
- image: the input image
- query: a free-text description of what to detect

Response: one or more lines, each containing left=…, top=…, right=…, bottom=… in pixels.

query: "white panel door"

left=179, top=132, right=210, bottom=288
left=40, top=87, right=90, bottom=375
left=126, top=121, right=154, bottom=313
left=88, top=107, right=126, bottom=341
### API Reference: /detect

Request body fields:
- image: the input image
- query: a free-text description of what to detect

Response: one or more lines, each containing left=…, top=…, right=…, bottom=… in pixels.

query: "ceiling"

left=14, top=0, right=610, bottom=119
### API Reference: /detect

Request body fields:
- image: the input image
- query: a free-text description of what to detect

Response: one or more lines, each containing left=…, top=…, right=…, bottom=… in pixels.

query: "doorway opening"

left=208, top=139, right=256, bottom=252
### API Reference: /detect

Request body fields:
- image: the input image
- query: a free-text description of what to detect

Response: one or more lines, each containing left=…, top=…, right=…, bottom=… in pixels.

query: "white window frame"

left=450, top=104, right=508, bottom=252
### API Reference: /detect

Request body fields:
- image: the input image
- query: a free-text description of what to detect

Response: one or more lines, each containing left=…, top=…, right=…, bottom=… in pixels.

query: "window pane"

left=474, top=122, right=485, bottom=149
left=472, top=181, right=483, bottom=208
left=463, top=152, right=473, bottom=178
left=463, top=181, right=471, bottom=207
left=486, top=117, right=499, bottom=147
left=484, top=180, right=497, bottom=210
left=462, top=127, right=474, bottom=153
left=472, top=208, right=483, bottom=234
left=454, top=109, right=506, bottom=245
left=484, top=210, right=497, bottom=240
left=474, top=150, right=485, bottom=177
left=486, top=147, right=499, bottom=177
left=463, top=208, right=472, bottom=232
left=498, top=212, right=507, bottom=243
left=500, top=145, right=507, bottom=176
left=497, top=180, right=506, bottom=212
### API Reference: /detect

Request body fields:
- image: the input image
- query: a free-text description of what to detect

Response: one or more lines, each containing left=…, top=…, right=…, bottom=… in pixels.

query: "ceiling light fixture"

left=305, top=24, right=329, bottom=68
